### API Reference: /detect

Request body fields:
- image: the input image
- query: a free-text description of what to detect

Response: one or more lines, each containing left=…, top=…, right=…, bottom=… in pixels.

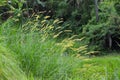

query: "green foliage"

left=83, top=1, right=120, bottom=52
left=0, top=0, right=7, bottom=6
left=46, top=0, right=94, bottom=33
left=114, top=2, right=120, bottom=16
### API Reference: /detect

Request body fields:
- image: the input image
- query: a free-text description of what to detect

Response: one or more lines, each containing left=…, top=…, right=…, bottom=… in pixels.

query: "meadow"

left=0, top=0, right=120, bottom=80
left=0, top=18, right=120, bottom=80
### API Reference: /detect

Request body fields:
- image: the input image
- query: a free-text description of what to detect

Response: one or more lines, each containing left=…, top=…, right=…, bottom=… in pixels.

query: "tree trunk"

left=94, top=0, right=99, bottom=22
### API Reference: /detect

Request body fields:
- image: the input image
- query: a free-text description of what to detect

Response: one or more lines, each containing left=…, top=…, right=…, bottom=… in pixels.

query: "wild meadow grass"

left=0, top=46, right=27, bottom=80
left=0, top=19, right=120, bottom=80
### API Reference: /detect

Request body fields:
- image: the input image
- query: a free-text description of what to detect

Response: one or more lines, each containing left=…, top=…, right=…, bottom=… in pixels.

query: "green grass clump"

left=1, top=28, right=82, bottom=79
left=0, top=46, right=28, bottom=80
left=0, top=19, right=83, bottom=79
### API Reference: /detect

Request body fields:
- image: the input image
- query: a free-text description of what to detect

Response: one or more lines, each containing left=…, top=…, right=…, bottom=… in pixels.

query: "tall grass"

left=0, top=18, right=83, bottom=80
left=0, top=46, right=28, bottom=80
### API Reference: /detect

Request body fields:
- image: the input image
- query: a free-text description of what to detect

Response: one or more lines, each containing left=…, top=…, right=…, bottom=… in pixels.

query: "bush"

left=82, top=1, right=120, bottom=52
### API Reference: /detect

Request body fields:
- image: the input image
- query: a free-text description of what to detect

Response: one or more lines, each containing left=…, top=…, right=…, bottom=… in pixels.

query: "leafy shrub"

left=83, top=1, right=120, bottom=52
left=114, top=2, right=120, bottom=16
